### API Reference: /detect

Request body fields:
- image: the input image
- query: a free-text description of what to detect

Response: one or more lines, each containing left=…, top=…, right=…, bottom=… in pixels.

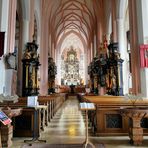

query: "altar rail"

left=78, top=94, right=148, bottom=136
left=0, top=93, right=66, bottom=137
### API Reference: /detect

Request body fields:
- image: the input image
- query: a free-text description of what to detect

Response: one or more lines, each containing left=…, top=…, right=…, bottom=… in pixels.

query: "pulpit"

left=120, top=107, right=148, bottom=146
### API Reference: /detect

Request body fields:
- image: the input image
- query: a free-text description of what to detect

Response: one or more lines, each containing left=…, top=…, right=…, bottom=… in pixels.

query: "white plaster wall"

left=21, top=0, right=30, bottom=20
left=117, top=0, right=129, bottom=95
left=56, top=50, right=61, bottom=85
left=136, top=0, right=148, bottom=97
left=136, top=0, right=148, bottom=44
left=117, top=18, right=129, bottom=95
left=0, top=0, right=2, bottom=29
left=22, top=20, right=29, bottom=51
left=118, top=0, right=128, bottom=19
left=5, top=69, right=17, bottom=96
left=94, top=35, right=97, bottom=56
left=20, top=0, right=30, bottom=52
left=84, top=53, right=88, bottom=85
left=1, top=0, right=9, bottom=53
left=34, top=0, right=41, bottom=86
left=34, top=0, right=41, bottom=44
left=141, top=0, right=148, bottom=43
left=140, top=68, right=148, bottom=98
left=0, top=0, right=9, bottom=95
left=107, top=14, right=112, bottom=35
left=0, top=58, right=5, bottom=94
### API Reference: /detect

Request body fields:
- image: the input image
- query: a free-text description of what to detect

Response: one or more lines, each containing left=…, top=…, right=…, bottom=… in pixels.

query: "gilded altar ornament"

left=101, top=35, right=108, bottom=55
left=109, top=67, right=116, bottom=89
left=99, top=43, right=104, bottom=52
left=103, top=35, right=108, bottom=48
left=48, top=56, right=57, bottom=93
left=61, top=46, right=81, bottom=86
left=87, top=34, right=123, bottom=95
left=94, top=75, right=98, bottom=88
left=23, top=48, right=31, bottom=59
left=25, top=65, right=29, bottom=87
left=109, top=32, right=113, bottom=44
left=22, top=40, right=40, bottom=96
left=100, top=34, right=109, bottom=57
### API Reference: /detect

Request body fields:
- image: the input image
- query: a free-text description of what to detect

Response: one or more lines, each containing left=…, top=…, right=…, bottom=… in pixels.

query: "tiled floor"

left=12, top=96, right=148, bottom=148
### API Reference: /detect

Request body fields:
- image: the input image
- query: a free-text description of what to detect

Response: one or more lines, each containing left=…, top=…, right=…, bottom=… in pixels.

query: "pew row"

left=0, top=93, right=66, bottom=137
left=78, top=94, right=148, bottom=136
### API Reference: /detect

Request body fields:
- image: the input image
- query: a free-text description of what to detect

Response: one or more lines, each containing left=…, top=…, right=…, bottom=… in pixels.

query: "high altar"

left=61, top=46, right=82, bottom=85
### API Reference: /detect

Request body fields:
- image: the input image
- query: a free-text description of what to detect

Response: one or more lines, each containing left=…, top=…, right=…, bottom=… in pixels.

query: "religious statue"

left=103, top=34, right=108, bottom=49
left=23, top=40, right=38, bottom=59
left=23, top=48, right=31, bottom=59
left=99, top=35, right=109, bottom=58
left=109, top=32, right=113, bottom=44
left=3, top=52, right=16, bottom=69
left=48, top=56, right=57, bottom=94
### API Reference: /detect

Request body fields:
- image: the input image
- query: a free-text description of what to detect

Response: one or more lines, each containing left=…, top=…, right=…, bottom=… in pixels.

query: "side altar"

left=22, top=40, right=40, bottom=96
left=88, top=35, right=123, bottom=96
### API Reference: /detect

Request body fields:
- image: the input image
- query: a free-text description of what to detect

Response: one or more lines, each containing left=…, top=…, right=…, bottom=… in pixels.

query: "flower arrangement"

left=124, top=93, right=143, bottom=107
left=0, top=94, right=19, bottom=103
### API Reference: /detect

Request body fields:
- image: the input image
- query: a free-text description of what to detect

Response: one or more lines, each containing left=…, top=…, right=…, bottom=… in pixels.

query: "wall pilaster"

left=136, top=0, right=148, bottom=97
left=128, top=0, right=141, bottom=94
left=116, top=18, right=129, bottom=94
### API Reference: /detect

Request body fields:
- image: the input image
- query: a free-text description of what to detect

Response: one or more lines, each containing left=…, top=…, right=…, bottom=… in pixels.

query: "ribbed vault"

left=49, top=0, right=97, bottom=49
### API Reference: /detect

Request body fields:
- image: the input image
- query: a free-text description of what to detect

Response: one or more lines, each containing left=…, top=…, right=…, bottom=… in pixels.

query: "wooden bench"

left=79, top=94, right=148, bottom=136
left=0, top=93, right=66, bottom=137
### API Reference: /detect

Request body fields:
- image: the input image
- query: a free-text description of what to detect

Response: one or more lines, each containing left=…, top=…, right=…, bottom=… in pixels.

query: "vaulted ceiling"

left=41, top=0, right=127, bottom=54
left=48, top=0, right=99, bottom=48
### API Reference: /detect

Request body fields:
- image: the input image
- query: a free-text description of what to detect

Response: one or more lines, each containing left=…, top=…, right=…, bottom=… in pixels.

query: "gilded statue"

left=23, top=48, right=31, bottom=59
left=109, top=32, right=113, bottom=44
left=99, top=35, right=109, bottom=57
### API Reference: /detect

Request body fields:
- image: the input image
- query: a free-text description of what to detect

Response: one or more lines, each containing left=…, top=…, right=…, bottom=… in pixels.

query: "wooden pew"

left=38, top=93, right=66, bottom=127
left=80, top=95, right=148, bottom=136
left=0, top=93, right=66, bottom=137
